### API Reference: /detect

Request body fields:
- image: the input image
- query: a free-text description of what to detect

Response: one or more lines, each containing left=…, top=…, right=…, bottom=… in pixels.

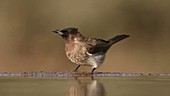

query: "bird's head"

left=53, top=27, right=83, bottom=41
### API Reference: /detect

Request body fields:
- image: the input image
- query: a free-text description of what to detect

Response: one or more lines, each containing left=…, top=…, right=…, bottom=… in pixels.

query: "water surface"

left=0, top=77, right=169, bottom=96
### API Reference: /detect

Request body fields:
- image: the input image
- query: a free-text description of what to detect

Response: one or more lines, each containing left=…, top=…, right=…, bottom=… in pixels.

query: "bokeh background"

left=0, top=0, right=170, bottom=73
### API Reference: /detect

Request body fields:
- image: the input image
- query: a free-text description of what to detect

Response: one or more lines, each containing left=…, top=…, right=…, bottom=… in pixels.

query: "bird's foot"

left=73, top=69, right=78, bottom=72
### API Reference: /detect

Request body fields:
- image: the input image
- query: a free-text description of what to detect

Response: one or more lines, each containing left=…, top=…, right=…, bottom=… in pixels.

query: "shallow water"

left=0, top=77, right=170, bottom=96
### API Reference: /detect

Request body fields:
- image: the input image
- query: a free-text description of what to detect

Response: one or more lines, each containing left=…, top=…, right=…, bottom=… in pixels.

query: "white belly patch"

left=87, top=52, right=105, bottom=68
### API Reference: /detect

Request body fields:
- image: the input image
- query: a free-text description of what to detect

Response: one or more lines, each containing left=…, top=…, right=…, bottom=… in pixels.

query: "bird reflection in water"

left=66, top=78, right=105, bottom=96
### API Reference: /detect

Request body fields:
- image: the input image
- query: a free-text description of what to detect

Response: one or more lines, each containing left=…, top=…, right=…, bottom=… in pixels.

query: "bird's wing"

left=87, top=38, right=111, bottom=54
left=86, top=34, right=129, bottom=54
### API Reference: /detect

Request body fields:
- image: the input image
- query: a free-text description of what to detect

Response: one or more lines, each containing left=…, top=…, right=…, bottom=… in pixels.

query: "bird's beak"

left=52, top=29, right=60, bottom=33
left=52, top=29, right=63, bottom=35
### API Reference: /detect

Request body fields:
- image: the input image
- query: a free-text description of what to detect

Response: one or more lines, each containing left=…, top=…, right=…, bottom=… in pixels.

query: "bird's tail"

left=108, top=34, right=129, bottom=45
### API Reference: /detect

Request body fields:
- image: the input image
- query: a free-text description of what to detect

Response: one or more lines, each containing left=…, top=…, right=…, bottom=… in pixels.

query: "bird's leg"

left=73, top=65, right=81, bottom=72
left=91, top=68, right=96, bottom=74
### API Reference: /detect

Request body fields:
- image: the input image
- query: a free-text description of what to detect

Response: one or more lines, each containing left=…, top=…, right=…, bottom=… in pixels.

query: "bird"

left=53, top=27, right=129, bottom=73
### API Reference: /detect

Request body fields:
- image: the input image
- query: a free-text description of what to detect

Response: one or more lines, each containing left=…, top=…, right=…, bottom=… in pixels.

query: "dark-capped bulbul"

left=53, top=27, right=129, bottom=73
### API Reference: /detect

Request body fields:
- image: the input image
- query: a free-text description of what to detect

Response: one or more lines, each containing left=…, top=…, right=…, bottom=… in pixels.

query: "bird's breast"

left=65, top=43, right=89, bottom=65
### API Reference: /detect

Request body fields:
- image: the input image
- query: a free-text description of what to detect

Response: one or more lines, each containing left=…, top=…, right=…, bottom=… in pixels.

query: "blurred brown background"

left=0, top=0, right=170, bottom=73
